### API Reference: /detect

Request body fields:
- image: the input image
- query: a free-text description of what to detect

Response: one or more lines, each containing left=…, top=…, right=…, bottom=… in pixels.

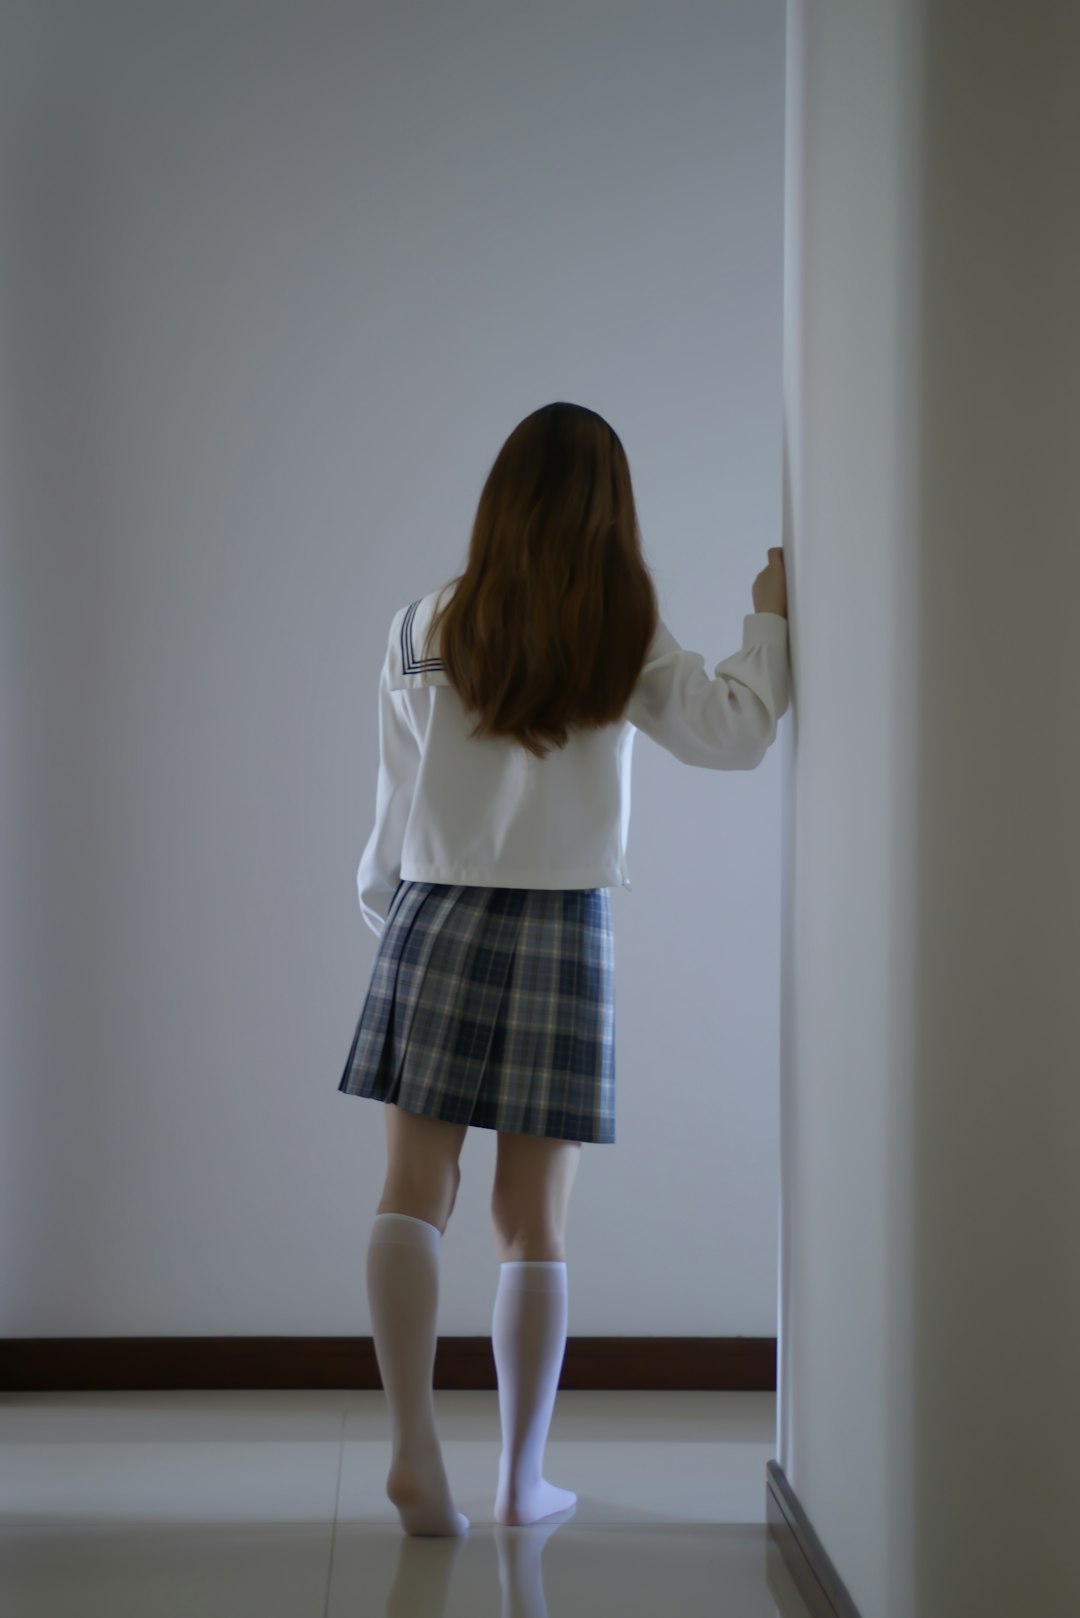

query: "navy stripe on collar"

left=401, top=599, right=445, bottom=674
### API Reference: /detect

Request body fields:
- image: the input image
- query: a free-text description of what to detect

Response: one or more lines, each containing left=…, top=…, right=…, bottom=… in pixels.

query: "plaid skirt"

left=337, top=880, right=615, bottom=1144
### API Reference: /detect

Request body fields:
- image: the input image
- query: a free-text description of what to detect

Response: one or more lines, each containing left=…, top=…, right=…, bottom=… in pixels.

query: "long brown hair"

left=421, top=402, right=660, bottom=760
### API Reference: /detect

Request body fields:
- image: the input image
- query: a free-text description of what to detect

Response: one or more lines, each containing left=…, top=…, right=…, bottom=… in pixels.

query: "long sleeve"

left=356, top=641, right=421, bottom=940
left=625, top=611, right=790, bottom=769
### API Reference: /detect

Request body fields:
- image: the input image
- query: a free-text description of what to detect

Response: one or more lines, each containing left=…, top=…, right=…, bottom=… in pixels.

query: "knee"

left=489, top=1197, right=563, bottom=1262
left=440, top=1161, right=463, bottom=1224
left=382, top=1160, right=462, bottom=1233
left=491, top=1224, right=566, bottom=1263
left=442, top=1161, right=464, bottom=1225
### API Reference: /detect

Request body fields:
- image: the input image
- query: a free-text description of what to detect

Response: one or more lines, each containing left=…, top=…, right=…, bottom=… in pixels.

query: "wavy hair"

left=421, top=402, right=660, bottom=760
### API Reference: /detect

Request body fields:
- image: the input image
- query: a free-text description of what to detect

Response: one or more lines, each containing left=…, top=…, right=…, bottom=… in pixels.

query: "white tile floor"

left=0, top=1389, right=815, bottom=1617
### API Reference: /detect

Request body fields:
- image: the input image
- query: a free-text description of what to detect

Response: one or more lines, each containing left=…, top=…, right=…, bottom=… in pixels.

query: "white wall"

left=779, top=3, right=1080, bottom=1614
left=0, top=2, right=788, bottom=1340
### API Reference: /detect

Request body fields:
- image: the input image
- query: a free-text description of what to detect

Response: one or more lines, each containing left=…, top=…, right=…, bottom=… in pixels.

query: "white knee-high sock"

left=366, top=1212, right=469, bottom=1536
left=491, top=1260, right=578, bottom=1526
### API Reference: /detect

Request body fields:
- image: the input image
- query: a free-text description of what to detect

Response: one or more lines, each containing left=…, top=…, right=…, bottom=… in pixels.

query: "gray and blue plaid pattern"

left=338, top=881, right=615, bottom=1143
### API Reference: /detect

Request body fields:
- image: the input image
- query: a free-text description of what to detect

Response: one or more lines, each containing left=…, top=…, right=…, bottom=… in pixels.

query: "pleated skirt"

left=337, top=880, right=615, bottom=1144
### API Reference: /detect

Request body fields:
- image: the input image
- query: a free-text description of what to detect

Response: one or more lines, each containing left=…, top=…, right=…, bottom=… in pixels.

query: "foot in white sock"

left=366, top=1212, right=469, bottom=1537
left=492, top=1260, right=578, bottom=1527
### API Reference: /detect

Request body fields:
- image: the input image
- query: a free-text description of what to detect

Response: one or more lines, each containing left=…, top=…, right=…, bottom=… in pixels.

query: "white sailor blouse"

left=356, top=587, right=790, bottom=938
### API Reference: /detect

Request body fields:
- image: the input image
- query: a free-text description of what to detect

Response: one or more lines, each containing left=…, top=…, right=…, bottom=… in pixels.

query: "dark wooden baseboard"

left=766, top=1460, right=863, bottom=1618
left=0, top=1336, right=775, bottom=1393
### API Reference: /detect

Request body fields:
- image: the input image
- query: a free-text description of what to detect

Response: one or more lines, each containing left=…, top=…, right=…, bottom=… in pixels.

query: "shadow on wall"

left=910, top=7, right=1079, bottom=1617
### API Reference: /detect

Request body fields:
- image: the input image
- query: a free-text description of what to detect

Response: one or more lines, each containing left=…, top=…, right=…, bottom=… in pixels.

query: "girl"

left=338, top=401, right=789, bottom=1537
